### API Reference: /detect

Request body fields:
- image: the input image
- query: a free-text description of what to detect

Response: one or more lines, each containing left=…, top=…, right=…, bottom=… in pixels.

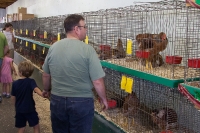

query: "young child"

left=0, top=50, right=17, bottom=98
left=11, top=61, right=43, bottom=133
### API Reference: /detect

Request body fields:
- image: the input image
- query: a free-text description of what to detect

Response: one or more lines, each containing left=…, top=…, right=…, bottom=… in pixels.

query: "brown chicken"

left=98, top=47, right=112, bottom=60
left=141, top=53, right=164, bottom=68
left=136, top=32, right=168, bottom=68
left=123, top=92, right=140, bottom=116
left=112, top=39, right=126, bottom=58
left=151, top=107, right=178, bottom=130
left=98, top=38, right=126, bottom=60
left=136, top=33, right=155, bottom=50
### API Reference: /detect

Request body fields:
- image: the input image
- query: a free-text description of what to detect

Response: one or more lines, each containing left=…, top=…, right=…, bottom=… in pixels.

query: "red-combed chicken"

left=136, top=32, right=168, bottom=69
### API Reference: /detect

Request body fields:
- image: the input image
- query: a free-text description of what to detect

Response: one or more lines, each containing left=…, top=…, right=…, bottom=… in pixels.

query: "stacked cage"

left=1, top=0, right=200, bottom=132
left=87, top=0, right=200, bottom=132
left=178, top=4, right=200, bottom=112
left=93, top=67, right=200, bottom=133
left=85, top=0, right=199, bottom=80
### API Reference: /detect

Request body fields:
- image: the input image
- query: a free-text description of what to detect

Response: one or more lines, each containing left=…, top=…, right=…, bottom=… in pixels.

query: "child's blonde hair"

left=18, top=61, right=34, bottom=78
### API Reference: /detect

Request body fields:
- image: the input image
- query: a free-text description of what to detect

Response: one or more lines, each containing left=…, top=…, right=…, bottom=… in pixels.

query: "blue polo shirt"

left=11, top=78, right=37, bottom=113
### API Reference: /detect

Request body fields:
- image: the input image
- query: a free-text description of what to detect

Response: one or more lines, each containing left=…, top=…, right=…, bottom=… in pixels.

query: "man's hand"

left=42, top=90, right=51, bottom=100
left=100, top=98, right=108, bottom=111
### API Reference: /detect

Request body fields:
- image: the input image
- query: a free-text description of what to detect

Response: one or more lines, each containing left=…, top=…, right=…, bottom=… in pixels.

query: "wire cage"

left=23, top=41, right=32, bottom=59
left=43, top=16, right=54, bottom=44
left=26, top=18, right=36, bottom=38
left=184, top=13, right=200, bottom=87
left=83, top=10, right=105, bottom=51
left=93, top=67, right=200, bottom=133
left=14, top=37, right=21, bottom=52
left=47, top=15, right=66, bottom=45
left=50, top=16, right=60, bottom=43
left=177, top=7, right=200, bottom=109
left=58, top=15, right=66, bottom=40
left=85, top=0, right=200, bottom=80
left=12, top=21, right=20, bottom=36
left=38, top=45, right=49, bottom=69
left=2, top=1, right=200, bottom=132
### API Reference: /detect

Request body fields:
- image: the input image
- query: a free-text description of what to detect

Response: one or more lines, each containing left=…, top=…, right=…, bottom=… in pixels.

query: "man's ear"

left=74, top=26, right=79, bottom=32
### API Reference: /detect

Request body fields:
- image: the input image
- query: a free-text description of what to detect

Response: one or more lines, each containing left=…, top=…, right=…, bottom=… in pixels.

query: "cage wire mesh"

left=30, top=18, right=38, bottom=40
left=83, top=10, right=105, bottom=50
left=1, top=0, right=200, bottom=132
left=184, top=9, right=200, bottom=89
left=93, top=67, right=200, bottom=133
left=84, top=0, right=200, bottom=80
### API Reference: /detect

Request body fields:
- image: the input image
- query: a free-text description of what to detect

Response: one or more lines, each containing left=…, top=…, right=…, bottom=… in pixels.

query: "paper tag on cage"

left=42, top=47, right=45, bottom=54
left=26, top=41, right=28, bottom=47
left=126, top=39, right=132, bottom=55
left=20, top=29, right=22, bottom=34
left=121, top=75, right=127, bottom=90
left=57, top=33, right=60, bottom=41
left=26, top=29, right=28, bottom=35
left=125, top=77, right=133, bottom=93
left=33, top=44, right=36, bottom=50
left=85, top=36, right=89, bottom=44
left=44, top=31, right=47, bottom=39
left=16, top=38, right=17, bottom=42
left=33, top=30, right=36, bottom=36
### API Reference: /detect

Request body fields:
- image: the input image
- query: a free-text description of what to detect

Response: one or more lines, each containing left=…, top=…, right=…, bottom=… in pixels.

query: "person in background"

left=0, top=50, right=17, bottom=98
left=2, top=23, right=15, bottom=59
left=0, top=32, right=9, bottom=103
left=11, top=61, right=43, bottom=133
left=42, top=14, right=108, bottom=133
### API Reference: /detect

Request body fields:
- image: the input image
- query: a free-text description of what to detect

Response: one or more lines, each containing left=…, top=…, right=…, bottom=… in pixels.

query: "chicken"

left=123, top=92, right=140, bottom=116
left=97, top=44, right=112, bottom=60
left=136, top=33, right=155, bottom=50
left=112, top=39, right=126, bottom=58
left=35, top=27, right=40, bottom=39
left=98, top=38, right=126, bottom=60
left=46, top=33, right=57, bottom=45
left=151, top=107, right=177, bottom=130
left=141, top=53, right=164, bottom=68
left=136, top=32, right=168, bottom=69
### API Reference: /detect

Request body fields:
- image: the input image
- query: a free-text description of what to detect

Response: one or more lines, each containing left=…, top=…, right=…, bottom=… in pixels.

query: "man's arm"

left=42, top=72, right=51, bottom=99
left=42, top=72, right=51, bottom=92
left=93, top=78, right=108, bottom=111
left=42, top=72, right=51, bottom=98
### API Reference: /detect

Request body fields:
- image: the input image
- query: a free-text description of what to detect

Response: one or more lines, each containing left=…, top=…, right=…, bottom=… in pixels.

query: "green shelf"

left=93, top=112, right=125, bottom=133
left=181, top=83, right=200, bottom=100
left=101, top=61, right=184, bottom=88
left=196, top=0, right=200, bottom=5
left=15, top=36, right=51, bottom=48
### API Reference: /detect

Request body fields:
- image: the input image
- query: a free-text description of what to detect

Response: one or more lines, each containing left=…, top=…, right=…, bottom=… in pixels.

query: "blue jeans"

left=50, top=94, right=94, bottom=133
